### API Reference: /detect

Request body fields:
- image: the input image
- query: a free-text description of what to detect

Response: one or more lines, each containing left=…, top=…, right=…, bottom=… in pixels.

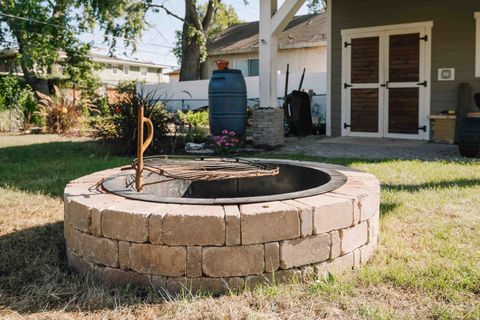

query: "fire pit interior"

left=102, top=158, right=347, bottom=204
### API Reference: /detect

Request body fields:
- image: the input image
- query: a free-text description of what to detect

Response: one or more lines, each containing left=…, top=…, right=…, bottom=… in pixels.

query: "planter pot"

left=216, top=59, right=229, bottom=70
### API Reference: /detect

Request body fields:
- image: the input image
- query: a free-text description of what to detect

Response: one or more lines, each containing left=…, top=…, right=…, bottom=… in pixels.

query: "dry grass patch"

left=0, top=136, right=479, bottom=319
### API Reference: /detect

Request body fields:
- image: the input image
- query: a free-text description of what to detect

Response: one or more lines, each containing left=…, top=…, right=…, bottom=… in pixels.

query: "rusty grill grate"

left=129, top=156, right=279, bottom=182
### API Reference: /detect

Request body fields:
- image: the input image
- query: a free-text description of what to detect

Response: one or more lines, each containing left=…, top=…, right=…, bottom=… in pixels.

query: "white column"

left=259, top=0, right=278, bottom=108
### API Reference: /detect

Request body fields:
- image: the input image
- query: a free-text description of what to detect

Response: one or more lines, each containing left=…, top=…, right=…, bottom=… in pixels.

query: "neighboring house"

left=0, top=49, right=170, bottom=87
left=201, top=13, right=327, bottom=79
left=328, top=0, right=480, bottom=140
left=166, top=69, right=180, bottom=83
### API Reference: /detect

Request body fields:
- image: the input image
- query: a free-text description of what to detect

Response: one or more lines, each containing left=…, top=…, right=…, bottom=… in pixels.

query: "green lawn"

left=0, top=134, right=479, bottom=319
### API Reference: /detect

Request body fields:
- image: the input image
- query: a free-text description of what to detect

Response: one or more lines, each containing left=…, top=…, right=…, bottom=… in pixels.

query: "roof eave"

left=208, top=40, right=326, bottom=56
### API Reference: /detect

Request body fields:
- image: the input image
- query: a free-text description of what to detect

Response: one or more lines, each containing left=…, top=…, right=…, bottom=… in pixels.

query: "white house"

left=201, top=13, right=327, bottom=79
left=0, top=48, right=171, bottom=87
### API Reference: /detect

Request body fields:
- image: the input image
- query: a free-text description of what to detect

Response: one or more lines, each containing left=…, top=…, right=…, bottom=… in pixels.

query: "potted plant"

left=216, top=59, right=229, bottom=70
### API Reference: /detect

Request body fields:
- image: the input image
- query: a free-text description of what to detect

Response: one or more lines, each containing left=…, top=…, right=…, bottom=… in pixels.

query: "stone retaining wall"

left=64, top=162, right=380, bottom=295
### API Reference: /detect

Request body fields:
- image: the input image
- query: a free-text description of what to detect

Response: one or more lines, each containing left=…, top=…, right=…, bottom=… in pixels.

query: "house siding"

left=201, top=47, right=326, bottom=79
left=331, top=0, right=480, bottom=136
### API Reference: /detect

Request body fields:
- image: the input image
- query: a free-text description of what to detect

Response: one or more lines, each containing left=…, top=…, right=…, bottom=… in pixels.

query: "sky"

left=79, top=0, right=311, bottom=69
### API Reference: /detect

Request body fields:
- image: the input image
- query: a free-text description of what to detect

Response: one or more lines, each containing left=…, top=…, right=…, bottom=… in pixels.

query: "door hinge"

left=344, top=123, right=352, bottom=129
left=419, top=35, right=428, bottom=42
left=418, top=125, right=427, bottom=132
left=344, top=83, right=353, bottom=89
left=344, top=41, right=351, bottom=48
left=417, top=81, right=428, bottom=87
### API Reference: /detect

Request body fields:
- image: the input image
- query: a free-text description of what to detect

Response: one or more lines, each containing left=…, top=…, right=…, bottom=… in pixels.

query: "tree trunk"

left=179, top=1, right=204, bottom=81
left=21, top=64, right=50, bottom=96
left=179, top=28, right=203, bottom=81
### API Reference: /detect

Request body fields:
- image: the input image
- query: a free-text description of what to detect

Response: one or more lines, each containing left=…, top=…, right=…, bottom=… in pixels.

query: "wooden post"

left=136, top=106, right=154, bottom=191
left=259, top=0, right=306, bottom=109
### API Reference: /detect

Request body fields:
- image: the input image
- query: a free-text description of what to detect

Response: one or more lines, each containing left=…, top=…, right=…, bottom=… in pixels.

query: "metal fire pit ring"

left=101, top=158, right=348, bottom=205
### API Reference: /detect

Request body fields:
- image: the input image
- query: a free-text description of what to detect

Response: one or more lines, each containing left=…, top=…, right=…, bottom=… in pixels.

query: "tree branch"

left=148, top=3, right=186, bottom=24
left=202, top=0, right=219, bottom=31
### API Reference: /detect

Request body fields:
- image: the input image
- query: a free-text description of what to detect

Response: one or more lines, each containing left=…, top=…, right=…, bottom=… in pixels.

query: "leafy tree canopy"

left=0, top=0, right=151, bottom=93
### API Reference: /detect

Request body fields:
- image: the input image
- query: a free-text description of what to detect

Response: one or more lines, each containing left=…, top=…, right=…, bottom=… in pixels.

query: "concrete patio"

left=277, top=136, right=462, bottom=161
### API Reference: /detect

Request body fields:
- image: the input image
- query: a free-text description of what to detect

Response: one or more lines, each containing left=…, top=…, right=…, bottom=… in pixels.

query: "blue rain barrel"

left=208, top=69, right=247, bottom=136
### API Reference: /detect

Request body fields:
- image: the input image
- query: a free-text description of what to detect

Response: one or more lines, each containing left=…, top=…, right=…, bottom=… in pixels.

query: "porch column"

left=255, top=0, right=306, bottom=148
left=259, top=0, right=306, bottom=108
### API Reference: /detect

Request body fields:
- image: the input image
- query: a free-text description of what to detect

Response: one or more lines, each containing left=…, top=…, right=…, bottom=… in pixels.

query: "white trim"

left=140, top=66, right=148, bottom=77
left=341, top=21, right=434, bottom=37
left=475, top=12, right=480, bottom=78
left=341, top=21, right=432, bottom=140
left=112, top=64, right=119, bottom=75
left=326, top=0, right=332, bottom=136
left=123, top=65, right=130, bottom=76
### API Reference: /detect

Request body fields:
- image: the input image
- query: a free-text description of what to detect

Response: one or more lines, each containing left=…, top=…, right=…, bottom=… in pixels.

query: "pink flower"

left=229, top=131, right=236, bottom=136
left=222, top=130, right=229, bottom=134
left=231, top=138, right=239, bottom=143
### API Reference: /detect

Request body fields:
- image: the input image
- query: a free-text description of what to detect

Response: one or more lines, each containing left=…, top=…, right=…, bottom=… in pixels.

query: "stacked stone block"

left=64, top=163, right=380, bottom=295
left=252, top=108, right=284, bottom=147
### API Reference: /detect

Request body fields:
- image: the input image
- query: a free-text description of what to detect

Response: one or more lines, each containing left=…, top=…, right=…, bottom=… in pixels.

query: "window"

left=140, top=67, right=148, bottom=77
left=112, top=65, right=119, bottom=75
left=476, top=12, right=480, bottom=77
left=123, top=65, right=130, bottom=76
left=234, top=59, right=259, bottom=77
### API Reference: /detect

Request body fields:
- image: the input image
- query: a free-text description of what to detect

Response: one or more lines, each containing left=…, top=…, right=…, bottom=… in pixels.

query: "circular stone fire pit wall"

left=64, top=160, right=380, bottom=295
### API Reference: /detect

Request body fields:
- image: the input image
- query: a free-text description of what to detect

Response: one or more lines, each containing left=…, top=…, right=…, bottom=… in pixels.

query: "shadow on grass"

left=382, top=178, right=480, bottom=193
left=0, top=141, right=128, bottom=198
left=0, top=222, right=161, bottom=314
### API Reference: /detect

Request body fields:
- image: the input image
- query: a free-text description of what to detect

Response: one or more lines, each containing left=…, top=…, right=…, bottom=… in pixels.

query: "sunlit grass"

left=0, top=136, right=479, bottom=319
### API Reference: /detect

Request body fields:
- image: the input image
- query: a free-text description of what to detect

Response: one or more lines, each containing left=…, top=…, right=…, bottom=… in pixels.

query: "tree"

left=172, top=1, right=242, bottom=67
left=0, top=0, right=149, bottom=95
left=158, top=0, right=324, bottom=81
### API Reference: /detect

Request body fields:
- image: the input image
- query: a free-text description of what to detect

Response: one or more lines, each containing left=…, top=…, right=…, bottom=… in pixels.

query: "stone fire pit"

left=64, top=159, right=380, bottom=294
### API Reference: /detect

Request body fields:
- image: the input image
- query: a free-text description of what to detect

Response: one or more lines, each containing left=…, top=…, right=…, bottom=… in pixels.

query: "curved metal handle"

left=142, top=117, right=154, bottom=153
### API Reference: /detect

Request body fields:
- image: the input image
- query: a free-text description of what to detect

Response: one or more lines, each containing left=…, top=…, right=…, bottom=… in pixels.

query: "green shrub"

left=0, top=76, right=40, bottom=129
left=95, top=89, right=173, bottom=156
left=177, top=109, right=209, bottom=143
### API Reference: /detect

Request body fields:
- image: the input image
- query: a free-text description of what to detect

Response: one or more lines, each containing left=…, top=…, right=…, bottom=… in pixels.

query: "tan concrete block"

left=275, top=269, right=302, bottom=284
left=279, top=234, right=330, bottom=269
left=339, top=221, right=368, bottom=255
left=333, top=186, right=379, bottom=221
left=264, top=242, right=280, bottom=272
left=149, top=204, right=178, bottom=245
left=79, top=232, right=118, bottom=267
left=202, top=245, right=264, bottom=277
left=102, top=200, right=161, bottom=242
left=118, top=241, right=131, bottom=270
left=315, top=252, right=354, bottom=276
left=65, top=193, right=120, bottom=233
left=129, top=243, right=186, bottom=277
left=283, top=200, right=313, bottom=237
left=64, top=222, right=80, bottom=254
left=163, top=205, right=225, bottom=246
left=151, top=275, right=167, bottom=291
left=190, top=277, right=229, bottom=296
left=327, top=193, right=361, bottom=225
left=90, top=208, right=102, bottom=237
left=353, top=248, right=361, bottom=269
left=360, top=241, right=376, bottom=265
left=368, top=214, right=380, bottom=243
left=65, top=198, right=91, bottom=233
left=228, top=277, right=245, bottom=291
left=301, top=265, right=315, bottom=281
left=297, top=195, right=353, bottom=234
left=224, top=205, right=241, bottom=246
left=330, top=230, right=340, bottom=260
left=240, top=201, right=300, bottom=245
left=102, top=267, right=151, bottom=288
left=187, top=246, right=202, bottom=277
left=245, top=273, right=273, bottom=288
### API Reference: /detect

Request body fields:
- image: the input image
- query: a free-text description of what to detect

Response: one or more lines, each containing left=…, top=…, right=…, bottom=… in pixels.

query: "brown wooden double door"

left=343, top=26, right=430, bottom=139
